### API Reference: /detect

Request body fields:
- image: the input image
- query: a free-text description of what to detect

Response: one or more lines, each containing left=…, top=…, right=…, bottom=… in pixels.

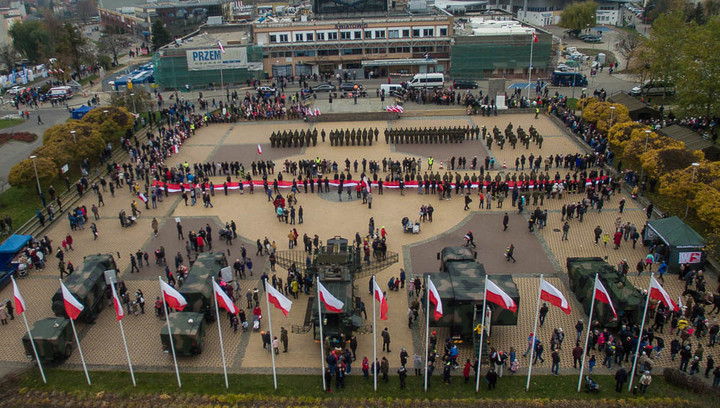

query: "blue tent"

left=71, top=105, right=93, bottom=120
left=0, top=234, right=31, bottom=289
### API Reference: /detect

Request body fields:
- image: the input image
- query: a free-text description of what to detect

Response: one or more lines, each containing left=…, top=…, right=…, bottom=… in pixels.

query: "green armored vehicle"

left=315, top=236, right=362, bottom=273
left=311, top=265, right=361, bottom=346
left=181, top=252, right=228, bottom=322
left=437, top=246, right=476, bottom=272
left=51, top=254, right=116, bottom=322
left=160, top=312, right=206, bottom=356
left=22, top=317, right=73, bottom=363
left=567, top=257, right=644, bottom=328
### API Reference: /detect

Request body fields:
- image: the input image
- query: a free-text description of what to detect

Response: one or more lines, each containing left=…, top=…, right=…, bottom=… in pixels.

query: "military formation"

left=383, top=125, right=475, bottom=144
left=328, top=128, right=381, bottom=146
left=485, top=123, right=544, bottom=150
left=270, top=129, right=319, bottom=148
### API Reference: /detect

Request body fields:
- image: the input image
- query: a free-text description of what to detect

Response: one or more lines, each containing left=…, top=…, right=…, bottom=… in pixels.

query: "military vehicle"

left=51, top=254, right=116, bottom=322
left=437, top=246, right=477, bottom=272
left=181, top=251, right=228, bottom=322
left=160, top=312, right=206, bottom=356
left=567, top=257, right=644, bottom=328
left=22, top=317, right=73, bottom=363
left=315, top=236, right=361, bottom=273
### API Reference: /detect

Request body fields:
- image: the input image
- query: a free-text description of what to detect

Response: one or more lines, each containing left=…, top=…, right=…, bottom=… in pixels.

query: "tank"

left=311, top=265, right=359, bottom=346
left=181, top=252, right=228, bottom=322
left=22, top=317, right=73, bottom=363
left=51, top=254, right=115, bottom=322
left=160, top=312, right=206, bottom=356
left=437, top=246, right=476, bottom=272
left=316, top=236, right=355, bottom=268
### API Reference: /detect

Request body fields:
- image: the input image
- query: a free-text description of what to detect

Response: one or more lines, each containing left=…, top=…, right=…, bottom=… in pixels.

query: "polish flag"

left=678, top=295, right=683, bottom=310
left=532, top=32, right=538, bottom=43
left=427, top=276, right=443, bottom=320
left=213, top=280, right=239, bottom=315
left=61, top=281, right=85, bottom=320
left=257, top=144, right=263, bottom=155
left=173, top=145, right=179, bottom=154
left=12, top=277, right=26, bottom=315
left=649, top=276, right=679, bottom=312
left=362, top=175, right=372, bottom=193
left=373, top=278, right=388, bottom=320
left=160, top=280, right=187, bottom=311
left=266, top=282, right=293, bottom=317
left=539, top=278, right=571, bottom=315
left=486, top=278, right=517, bottom=312
left=138, top=193, right=148, bottom=203
left=594, top=278, right=616, bottom=318
left=218, top=40, right=226, bottom=54
left=110, top=283, right=124, bottom=321
left=318, top=281, right=344, bottom=313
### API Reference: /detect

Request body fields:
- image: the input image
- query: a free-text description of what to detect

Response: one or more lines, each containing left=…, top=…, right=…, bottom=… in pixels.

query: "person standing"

left=280, top=326, right=289, bottom=352
left=486, top=367, right=498, bottom=390
left=572, top=342, right=583, bottom=369
left=380, top=356, right=389, bottom=382
left=551, top=348, right=560, bottom=375
left=614, top=367, right=628, bottom=392
left=538, top=303, right=549, bottom=326
left=503, top=212, right=509, bottom=231
left=562, top=222, right=570, bottom=241
left=324, top=367, right=333, bottom=393
left=505, top=244, right=516, bottom=263
left=575, top=319, right=584, bottom=343
left=397, top=365, right=407, bottom=389
left=5, top=298, right=14, bottom=320
left=639, top=371, right=652, bottom=394
left=381, top=328, right=391, bottom=352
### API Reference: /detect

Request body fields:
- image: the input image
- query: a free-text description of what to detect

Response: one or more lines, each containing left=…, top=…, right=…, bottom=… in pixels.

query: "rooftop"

left=455, top=17, right=534, bottom=36
left=162, top=28, right=253, bottom=50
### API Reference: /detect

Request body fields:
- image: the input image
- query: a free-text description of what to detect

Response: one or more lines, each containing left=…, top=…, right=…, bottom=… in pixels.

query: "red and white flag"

left=173, top=145, right=179, bottom=154
left=61, top=281, right=85, bottom=320
left=12, top=277, right=26, bottom=315
left=427, top=276, right=443, bottom=320
left=217, top=40, right=226, bottom=54
left=213, top=280, right=239, bottom=315
left=110, top=283, right=125, bottom=321
left=138, top=193, right=148, bottom=203
left=257, top=144, right=263, bottom=155
left=532, top=32, right=538, bottom=43
left=160, top=280, right=187, bottom=311
left=594, top=278, right=617, bottom=318
left=362, top=175, right=372, bottom=193
left=373, top=278, right=388, bottom=320
left=486, top=278, right=517, bottom=312
left=539, top=278, right=571, bottom=315
left=649, top=276, right=679, bottom=311
left=318, top=281, right=344, bottom=313
left=678, top=295, right=684, bottom=310
left=266, top=282, right=293, bottom=317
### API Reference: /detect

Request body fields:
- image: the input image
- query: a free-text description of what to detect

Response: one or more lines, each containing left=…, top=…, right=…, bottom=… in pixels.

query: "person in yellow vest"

left=535, top=107, right=540, bottom=119
left=428, top=157, right=434, bottom=171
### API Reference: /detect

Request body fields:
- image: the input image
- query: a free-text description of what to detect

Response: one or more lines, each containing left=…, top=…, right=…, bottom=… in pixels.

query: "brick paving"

left=1, top=111, right=717, bottom=386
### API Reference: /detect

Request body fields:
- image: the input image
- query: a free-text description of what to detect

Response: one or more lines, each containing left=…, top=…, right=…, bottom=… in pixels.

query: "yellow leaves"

left=581, top=101, right=632, bottom=134
left=608, top=122, right=648, bottom=152
left=639, top=147, right=703, bottom=179
left=8, top=156, right=57, bottom=189
left=694, top=188, right=720, bottom=227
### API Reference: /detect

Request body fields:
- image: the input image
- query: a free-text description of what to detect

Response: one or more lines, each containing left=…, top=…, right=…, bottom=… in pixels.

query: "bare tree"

left=98, top=34, right=127, bottom=65
left=617, top=31, right=642, bottom=69
left=0, top=44, right=18, bottom=72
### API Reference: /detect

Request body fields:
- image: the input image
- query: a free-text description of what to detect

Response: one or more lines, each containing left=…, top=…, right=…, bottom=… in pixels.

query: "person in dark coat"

left=486, top=367, right=498, bottom=389
left=615, top=367, right=628, bottom=392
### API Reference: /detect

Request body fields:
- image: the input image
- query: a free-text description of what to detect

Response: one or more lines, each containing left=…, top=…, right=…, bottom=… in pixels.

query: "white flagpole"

left=212, top=282, right=230, bottom=389
left=112, top=282, right=136, bottom=387
left=160, top=276, right=182, bottom=388
left=577, top=273, right=598, bottom=392
left=526, top=274, right=543, bottom=391
left=628, top=272, right=653, bottom=391
left=16, top=277, right=46, bottom=384
left=317, top=276, right=326, bottom=391
left=60, top=279, right=91, bottom=386
left=265, top=283, right=278, bottom=390
left=372, top=275, right=378, bottom=392
left=475, top=276, right=488, bottom=393
left=423, top=274, right=430, bottom=392
left=527, top=32, right=534, bottom=100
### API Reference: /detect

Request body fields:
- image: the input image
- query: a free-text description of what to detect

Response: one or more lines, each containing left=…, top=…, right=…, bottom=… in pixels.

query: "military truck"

left=315, top=236, right=362, bottom=274
left=160, top=312, right=206, bottom=356
left=51, top=254, right=116, bottom=322
left=567, top=257, right=644, bottom=328
left=180, top=251, right=228, bottom=322
left=311, top=264, right=361, bottom=346
left=437, top=246, right=477, bottom=272
left=22, top=317, right=73, bottom=363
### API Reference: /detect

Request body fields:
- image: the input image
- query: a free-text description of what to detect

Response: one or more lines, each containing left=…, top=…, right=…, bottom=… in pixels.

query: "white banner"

left=678, top=251, right=702, bottom=264
left=186, top=47, right=248, bottom=71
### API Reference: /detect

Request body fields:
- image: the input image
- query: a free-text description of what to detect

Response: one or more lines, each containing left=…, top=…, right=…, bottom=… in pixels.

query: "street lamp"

left=609, top=106, right=615, bottom=128
left=639, top=129, right=651, bottom=191
left=685, top=162, right=700, bottom=218
left=70, top=130, right=77, bottom=144
left=130, top=93, right=137, bottom=114
left=30, top=155, right=41, bottom=197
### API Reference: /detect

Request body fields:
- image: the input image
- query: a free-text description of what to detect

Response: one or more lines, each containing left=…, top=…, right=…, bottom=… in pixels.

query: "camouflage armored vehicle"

left=315, top=236, right=361, bottom=273
left=22, top=317, right=73, bottom=363
left=567, top=257, right=644, bottom=328
left=311, top=265, right=361, bottom=346
left=160, top=312, right=206, bottom=356
left=437, top=246, right=477, bottom=272
left=181, top=251, right=228, bottom=322
left=51, top=254, right=116, bottom=322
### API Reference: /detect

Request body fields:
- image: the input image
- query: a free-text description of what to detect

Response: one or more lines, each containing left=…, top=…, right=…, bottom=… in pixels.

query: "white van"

left=407, top=73, right=444, bottom=89
left=380, top=83, right=403, bottom=96
left=48, top=86, right=73, bottom=100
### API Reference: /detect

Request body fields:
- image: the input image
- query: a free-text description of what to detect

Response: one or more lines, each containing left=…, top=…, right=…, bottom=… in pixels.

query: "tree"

left=82, top=106, right=134, bottom=144
left=8, top=156, right=57, bottom=190
left=639, top=146, right=704, bottom=179
left=98, top=34, right=127, bottom=65
left=608, top=122, right=649, bottom=152
left=559, top=1, right=598, bottom=32
left=111, top=90, right=152, bottom=115
left=616, top=31, right=642, bottom=69
left=75, top=0, right=98, bottom=24
left=151, top=19, right=172, bottom=51
left=674, top=16, right=720, bottom=116
left=56, top=23, right=92, bottom=78
left=580, top=101, right=631, bottom=134
left=0, top=44, right=19, bottom=72
left=8, top=20, right=51, bottom=63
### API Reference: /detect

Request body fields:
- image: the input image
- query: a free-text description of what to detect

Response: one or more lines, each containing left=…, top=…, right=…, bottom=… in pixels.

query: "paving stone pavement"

left=1, top=112, right=717, bottom=385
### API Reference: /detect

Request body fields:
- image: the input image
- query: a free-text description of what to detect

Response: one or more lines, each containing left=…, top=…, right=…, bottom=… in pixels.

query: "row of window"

left=268, top=46, right=448, bottom=58
left=269, top=27, right=448, bottom=44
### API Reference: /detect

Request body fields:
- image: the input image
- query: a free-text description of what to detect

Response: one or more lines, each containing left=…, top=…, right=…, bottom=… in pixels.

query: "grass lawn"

left=78, top=74, right=99, bottom=86
left=0, top=186, right=42, bottom=226
left=0, top=118, right=26, bottom=129
left=15, top=369, right=715, bottom=406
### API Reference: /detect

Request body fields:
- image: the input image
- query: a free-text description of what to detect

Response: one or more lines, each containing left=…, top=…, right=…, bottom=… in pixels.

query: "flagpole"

left=423, top=274, right=430, bottom=392
left=577, top=273, right=598, bottom=392
left=59, top=279, right=91, bottom=386
left=526, top=274, right=543, bottom=391
left=265, top=283, right=279, bottom=390
left=628, top=272, right=653, bottom=391
left=112, top=284, right=136, bottom=387
left=15, top=277, right=46, bottom=384
left=475, top=276, right=488, bottom=393
left=317, top=276, right=326, bottom=391
left=372, top=275, right=378, bottom=392
left=213, top=282, right=230, bottom=389
left=527, top=31, right=534, bottom=100
left=160, top=276, right=182, bottom=388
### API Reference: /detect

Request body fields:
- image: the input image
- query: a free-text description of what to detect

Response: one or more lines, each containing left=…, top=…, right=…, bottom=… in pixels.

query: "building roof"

left=165, top=28, right=253, bottom=50
left=647, top=216, right=705, bottom=248
left=658, top=124, right=714, bottom=153
left=608, top=92, right=661, bottom=121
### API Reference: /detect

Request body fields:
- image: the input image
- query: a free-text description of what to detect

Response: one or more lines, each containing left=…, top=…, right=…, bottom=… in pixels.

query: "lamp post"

left=30, top=155, right=42, bottom=197
left=70, top=130, right=77, bottom=144
left=639, top=129, right=651, bottom=190
left=685, top=162, right=700, bottom=218
left=130, top=93, right=137, bottom=114
left=609, top=106, right=615, bottom=128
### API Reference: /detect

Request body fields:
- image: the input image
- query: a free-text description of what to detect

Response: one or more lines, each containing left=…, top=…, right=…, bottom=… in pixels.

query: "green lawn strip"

left=0, top=186, right=41, bottom=226
left=78, top=75, right=99, bottom=86
left=0, top=118, right=27, bottom=130
left=16, top=369, right=714, bottom=405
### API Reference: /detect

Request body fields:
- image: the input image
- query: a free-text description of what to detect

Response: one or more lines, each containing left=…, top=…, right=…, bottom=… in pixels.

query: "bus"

left=550, top=71, right=588, bottom=87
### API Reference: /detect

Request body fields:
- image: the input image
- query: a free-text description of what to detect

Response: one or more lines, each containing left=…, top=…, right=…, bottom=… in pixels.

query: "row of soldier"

left=328, top=128, right=381, bottom=146
left=383, top=125, right=471, bottom=144
left=270, top=129, right=318, bottom=148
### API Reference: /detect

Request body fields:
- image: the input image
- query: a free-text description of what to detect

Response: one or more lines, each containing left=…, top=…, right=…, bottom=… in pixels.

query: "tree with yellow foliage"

left=639, top=147, right=704, bottom=179
left=694, top=188, right=720, bottom=228
left=581, top=101, right=632, bottom=134
left=622, top=131, right=683, bottom=165
left=608, top=122, right=649, bottom=152
left=81, top=106, right=134, bottom=144
left=8, top=156, right=57, bottom=190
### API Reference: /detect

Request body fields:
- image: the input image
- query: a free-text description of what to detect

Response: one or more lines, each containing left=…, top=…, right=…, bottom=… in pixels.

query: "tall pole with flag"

left=265, top=283, right=278, bottom=390
left=217, top=40, right=225, bottom=90
left=160, top=277, right=187, bottom=388
left=60, top=280, right=91, bottom=385
left=372, top=275, right=378, bottom=392
left=424, top=275, right=431, bottom=392
left=13, top=276, right=46, bottom=383
left=316, top=275, right=326, bottom=391
left=212, top=280, right=237, bottom=389
left=628, top=273, right=653, bottom=391
left=528, top=30, right=538, bottom=99
left=577, top=274, right=616, bottom=391
left=526, top=274, right=543, bottom=392
left=475, top=277, right=488, bottom=393
left=317, top=278, right=345, bottom=391
left=266, top=282, right=293, bottom=390
left=111, top=283, right=136, bottom=386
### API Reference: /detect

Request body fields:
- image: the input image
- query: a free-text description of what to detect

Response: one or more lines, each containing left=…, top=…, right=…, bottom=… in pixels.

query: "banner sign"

left=186, top=47, right=248, bottom=71
left=678, top=252, right=702, bottom=264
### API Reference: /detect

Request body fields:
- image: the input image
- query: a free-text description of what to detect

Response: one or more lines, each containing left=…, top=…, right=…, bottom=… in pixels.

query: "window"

left=365, top=30, right=372, bottom=39
left=317, top=32, right=325, bottom=41
left=269, top=34, right=277, bottom=43
left=279, top=34, right=289, bottom=43
left=340, top=31, right=351, bottom=40
left=306, top=33, right=313, bottom=41
left=389, top=29, right=399, bottom=38
left=375, top=30, right=385, bottom=38
left=295, top=33, right=303, bottom=42
left=412, top=29, right=420, bottom=37
left=423, top=28, right=434, bottom=37
left=354, top=31, right=362, bottom=39
left=328, top=32, right=338, bottom=40
left=402, top=29, right=410, bottom=37
left=439, top=28, right=447, bottom=36
left=294, top=50, right=315, bottom=57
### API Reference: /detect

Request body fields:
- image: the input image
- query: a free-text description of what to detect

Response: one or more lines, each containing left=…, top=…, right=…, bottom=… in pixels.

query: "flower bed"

left=0, top=132, right=37, bottom=145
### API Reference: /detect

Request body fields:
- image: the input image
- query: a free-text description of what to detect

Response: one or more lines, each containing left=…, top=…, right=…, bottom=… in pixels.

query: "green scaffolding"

left=152, top=46, right=265, bottom=90
left=450, top=41, right=551, bottom=80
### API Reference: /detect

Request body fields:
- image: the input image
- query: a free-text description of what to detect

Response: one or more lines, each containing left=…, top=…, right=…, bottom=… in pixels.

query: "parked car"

left=583, top=35, right=603, bottom=43
left=256, top=86, right=276, bottom=96
left=340, top=83, right=363, bottom=92
left=7, top=86, right=23, bottom=95
left=311, top=84, right=336, bottom=92
left=630, top=81, right=675, bottom=96
left=556, top=64, right=574, bottom=72
left=452, top=79, right=479, bottom=89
